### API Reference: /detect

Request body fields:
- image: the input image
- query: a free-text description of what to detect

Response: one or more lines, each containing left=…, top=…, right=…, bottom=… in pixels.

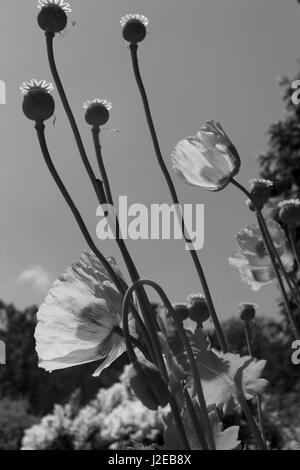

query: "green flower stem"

left=184, top=388, right=209, bottom=450
left=243, top=323, right=266, bottom=446
left=35, top=123, right=125, bottom=294
left=258, top=212, right=300, bottom=305
left=235, top=374, right=267, bottom=450
left=122, top=285, right=190, bottom=450
left=231, top=178, right=300, bottom=304
left=169, top=395, right=191, bottom=450
left=35, top=122, right=155, bottom=363
left=128, top=43, right=227, bottom=354
left=45, top=32, right=162, bottom=367
left=45, top=33, right=99, bottom=196
left=231, top=179, right=300, bottom=340
left=123, top=279, right=216, bottom=450
left=92, top=127, right=115, bottom=206
left=288, top=227, right=300, bottom=272
left=122, top=282, right=169, bottom=383
left=91, top=126, right=158, bottom=364
left=257, top=216, right=300, bottom=340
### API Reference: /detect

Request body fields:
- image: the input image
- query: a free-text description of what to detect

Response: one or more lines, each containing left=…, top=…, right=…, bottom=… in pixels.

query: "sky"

left=0, top=0, right=299, bottom=323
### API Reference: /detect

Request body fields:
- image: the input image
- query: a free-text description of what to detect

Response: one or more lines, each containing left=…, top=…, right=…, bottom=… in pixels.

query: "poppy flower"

left=35, top=250, right=126, bottom=376
left=229, top=219, right=293, bottom=291
left=171, top=120, right=240, bottom=191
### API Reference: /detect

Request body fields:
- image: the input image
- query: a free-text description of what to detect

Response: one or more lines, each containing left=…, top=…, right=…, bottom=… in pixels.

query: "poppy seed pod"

left=173, top=303, right=189, bottom=321
left=120, top=14, right=149, bottom=43
left=128, top=358, right=169, bottom=410
left=278, top=199, right=300, bottom=228
left=83, top=100, right=112, bottom=127
left=22, top=85, right=55, bottom=123
left=249, top=178, right=273, bottom=210
left=37, top=4, right=68, bottom=33
left=187, top=294, right=210, bottom=325
left=239, top=303, right=256, bottom=323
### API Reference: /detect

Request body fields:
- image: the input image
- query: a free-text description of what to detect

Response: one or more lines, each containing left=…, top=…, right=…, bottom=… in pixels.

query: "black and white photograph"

left=0, top=0, right=300, bottom=454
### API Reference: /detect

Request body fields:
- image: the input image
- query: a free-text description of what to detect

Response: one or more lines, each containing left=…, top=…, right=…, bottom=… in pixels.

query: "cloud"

left=18, top=265, right=51, bottom=294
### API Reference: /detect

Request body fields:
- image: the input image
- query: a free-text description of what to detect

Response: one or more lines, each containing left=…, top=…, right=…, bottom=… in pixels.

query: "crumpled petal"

left=35, top=249, right=125, bottom=374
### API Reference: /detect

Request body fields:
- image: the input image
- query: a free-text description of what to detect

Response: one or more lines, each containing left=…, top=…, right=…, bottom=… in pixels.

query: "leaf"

left=164, top=402, right=240, bottom=450
left=189, top=329, right=268, bottom=414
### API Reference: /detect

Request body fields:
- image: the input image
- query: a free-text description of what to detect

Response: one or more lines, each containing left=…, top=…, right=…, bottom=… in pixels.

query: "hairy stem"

left=128, top=43, right=227, bottom=353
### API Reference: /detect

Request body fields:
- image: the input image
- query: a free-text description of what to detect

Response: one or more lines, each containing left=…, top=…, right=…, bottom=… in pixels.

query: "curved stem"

left=128, top=43, right=227, bottom=354
left=91, top=126, right=157, bottom=363
left=45, top=32, right=98, bottom=195
left=35, top=122, right=158, bottom=366
left=123, top=278, right=216, bottom=450
left=35, top=123, right=125, bottom=294
left=243, top=323, right=266, bottom=446
left=258, top=212, right=300, bottom=305
left=114, top=325, right=150, bottom=361
left=122, top=282, right=169, bottom=382
left=45, top=32, right=160, bottom=366
left=122, top=282, right=190, bottom=450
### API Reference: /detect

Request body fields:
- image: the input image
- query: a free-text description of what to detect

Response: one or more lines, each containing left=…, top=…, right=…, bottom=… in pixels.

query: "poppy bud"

left=248, top=178, right=273, bottom=210
left=120, top=14, right=149, bottom=44
left=21, top=80, right=55, bottom=123
left=239, top=303, right=256, bottom=323
left=37, top=3, right=68, bottom=33
left=187, top=293, right=210, bottom=325
left=84, top=99, right=112, bottom=127
left=128, top=358, right=169, bottom=410
left=173, top=303, right=189, bottom=321
left=278, top=199, right=300, bottom=227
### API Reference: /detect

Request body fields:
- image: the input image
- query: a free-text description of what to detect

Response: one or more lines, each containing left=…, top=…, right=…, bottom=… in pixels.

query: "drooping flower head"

left=278, top=199, right=300, bottom=227
left=120, top=14, right=149, bottom=43
left=83, top=99, right=112, bottom=127
left=35, top=250, right=126, bottom=376
left=229, top=219, right=293, bottom=291
left=20, top=79, right=55, bottom=123
left=37, top=0, right=71, bottom=33
left=172, top=121, right=241, bottom=191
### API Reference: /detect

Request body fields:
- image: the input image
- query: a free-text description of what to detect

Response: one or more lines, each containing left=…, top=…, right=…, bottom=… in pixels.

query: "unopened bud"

left=248, top=179, right=273, bottom=210
left=187, top=294, right=210, bottom=325
left=278, top=199, right=300, bottom=227
left=239, top=303, right=256, bottom=323
left=128, top=358, right=169, bottom=410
